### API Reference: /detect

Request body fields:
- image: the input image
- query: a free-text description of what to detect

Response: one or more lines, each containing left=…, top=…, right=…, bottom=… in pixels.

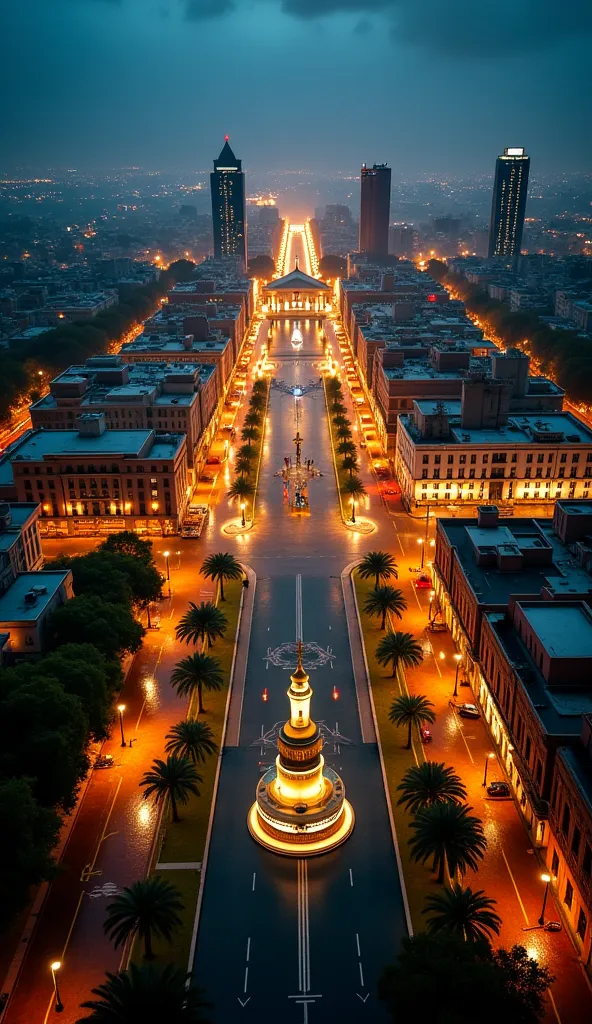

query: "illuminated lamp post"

left=417, top=537, right=425, bottom=569
left=453, top=653, right=462, bottom=697
left=539, top=873, right=552, bottom=926
left=117, top=704, right=126, bottom=747
left=240, top=502, right=246, bottom=528
left=482, top=752, right=495, bottom=787
left=50, top=961, right=64, bottom=1013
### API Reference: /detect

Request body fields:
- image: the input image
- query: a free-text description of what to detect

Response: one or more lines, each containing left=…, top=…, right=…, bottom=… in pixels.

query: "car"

left=200, top=473, right=215, bottom=483
left=206, top=456, right=221, bottom=465
left=420, top=725, right=432, bottom=743
left=428, top=620, right=447, bottom=632
left=415, top=574, right=432, bottom=589
left=487, top=781, right=510, bottom=798
left=453, top=702, right=480, bottom=719
left=94, top=754, right=114, bottom=770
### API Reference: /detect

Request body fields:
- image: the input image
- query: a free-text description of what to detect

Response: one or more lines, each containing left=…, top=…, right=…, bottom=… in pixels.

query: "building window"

left=482, top=454, right=489, bottom=463
left=511, top=453, right=517, bottom=462
left=527, top=454, right=533, bottom=464
left=460, top=454, right=466, bottom=464
left=560, top=453, right=567, bottom=463
left=537, top=453, right=544, bottom=464
left=525, top=468, right=532, bottom=478
left=577, top=909, right=587, bottom=941
left=564, top=880, right=573, bottom=910
left=422, top=455, right=429, bottom=464
left=572, top=826, right=581, bottom=858
left=470, top=454, right=476, bottom=464
left=433, top=469, right=440, bottom=479
left=572, top=453, right=580, bottom=462
left=469, top=469, right=475, bottom=479
left=559, top=468, right=565, bottom=478
left=458, top=468, right=465, bottom=479
left=570, top=467, right=578, bottom=478
left=551, top=849, right=559, bottom=876
left=535, top=468, right=542, bottom=478
left=421, top=469, right=428, bottom=479
left=434, top=455, right=441, bottom=465
left=447, top=454, right=453, bottom=464
left=562, top=804, right=571, bottom=835
left=446, top=469, right=452, bottom=479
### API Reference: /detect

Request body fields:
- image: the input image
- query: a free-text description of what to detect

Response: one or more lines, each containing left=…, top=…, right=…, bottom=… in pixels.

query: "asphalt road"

left=192, top=283, right=407, bottom=1022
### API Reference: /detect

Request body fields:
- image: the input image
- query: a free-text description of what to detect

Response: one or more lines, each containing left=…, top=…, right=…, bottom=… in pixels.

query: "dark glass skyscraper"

left=210, top=137, right=247, bottom=267
left=488, top=147, right=530, bottom=267
left=359, top=162, right=391, bottom=258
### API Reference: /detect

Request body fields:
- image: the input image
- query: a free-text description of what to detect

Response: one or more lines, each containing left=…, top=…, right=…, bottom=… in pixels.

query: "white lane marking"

left=243, top=966, right=249, bottom=993
left=296, top=573, right=303, bottom=642
left=297, top=858, right=311, bottom=993
left=349, top=868, right=354, bottom=887
left=246, top=937, right=251, bottom=962
left=358, top=962, right=365, bottom=987
left=252, top=872, right=256, bottom=891
left=355, top=933, right=361, bottom=957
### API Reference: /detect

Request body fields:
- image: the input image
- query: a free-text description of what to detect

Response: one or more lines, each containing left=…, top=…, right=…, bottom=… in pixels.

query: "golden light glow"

left=541, top=872, right=551, bottom=883
left=51, top=962, right=61, bottom=972
left=117, top=703, right=126, bottom=713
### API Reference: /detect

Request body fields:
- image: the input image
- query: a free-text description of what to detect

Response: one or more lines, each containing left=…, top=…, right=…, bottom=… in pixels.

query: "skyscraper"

left=359, top=163, right=391, bottom=258
left=210, top=136, right=247, bottom=268
left=488, top=147, right=530, bottom=267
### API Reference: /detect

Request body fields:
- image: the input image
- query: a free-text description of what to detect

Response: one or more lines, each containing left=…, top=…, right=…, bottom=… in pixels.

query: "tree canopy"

left=0, top=777, right=60, bottom=928
left=48, top=594, right=144, bottom=660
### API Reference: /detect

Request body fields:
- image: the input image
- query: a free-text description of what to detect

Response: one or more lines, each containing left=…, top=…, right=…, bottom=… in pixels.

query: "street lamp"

left=50, top=961, right=64, bottom=1013
left=117, top=704, right=126, bottom=747
left=539, top=873, right=552, bottom=927
left=417, top=537, right=425, bottom=569
left=240, top=502, right=246, bottom=528
left=453, top=653, right=462, bottom=697
left=482, top=752, right=495, bottom=787
left=163, top=550, right=171, bottom=596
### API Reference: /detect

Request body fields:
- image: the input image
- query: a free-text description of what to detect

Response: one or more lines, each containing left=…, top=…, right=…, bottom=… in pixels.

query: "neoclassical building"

left=262, top=265, right=331, bottom=318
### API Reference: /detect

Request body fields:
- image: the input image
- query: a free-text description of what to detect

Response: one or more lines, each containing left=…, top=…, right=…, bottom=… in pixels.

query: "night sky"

left=1, top=0, right=591, bottom=175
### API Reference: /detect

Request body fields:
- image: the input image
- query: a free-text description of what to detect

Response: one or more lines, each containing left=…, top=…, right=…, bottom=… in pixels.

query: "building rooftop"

left=0, top=503, right=39, bottom=553
left=486, top=611, right=592, bottom=738
left=0, top=429, right=184, bottom=486
left=404, top=408, right=592, bottom=446
left=520, top=604, right=592, bottom=659
left=557, top=745, right=592, bottom=810
left=0, top=571, right=70, bottom=623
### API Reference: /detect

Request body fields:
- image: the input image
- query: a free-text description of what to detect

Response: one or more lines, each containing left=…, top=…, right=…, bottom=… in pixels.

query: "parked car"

left=206, top=456, right=221, bottom=465
left=487, top=781, right=510, bottom=798
left=428, top=621, right=447, bottom=632
left=94, top=754, right=114, bottom=770
left=420, top=725, right=432, bottom=743
left=415, top=574, right=432, bottom=589
left=449, top=701, right=480, bottom=719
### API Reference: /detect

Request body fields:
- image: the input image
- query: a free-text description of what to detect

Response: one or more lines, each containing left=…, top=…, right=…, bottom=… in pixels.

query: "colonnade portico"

left=261, top=265, right=332, bottom=318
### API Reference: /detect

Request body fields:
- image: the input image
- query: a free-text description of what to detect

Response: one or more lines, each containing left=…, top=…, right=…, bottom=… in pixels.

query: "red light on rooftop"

left=225, top=134, right=229, bottom=141
left=427, top=294, right=437, bottom=302
left=332, top=686, right=339, bottom=701
left=262, top=688, right=268, bottom=702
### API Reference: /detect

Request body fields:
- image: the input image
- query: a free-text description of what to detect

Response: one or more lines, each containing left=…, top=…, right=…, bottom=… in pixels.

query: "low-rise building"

left=30, top=356, right=218, bottom=473
left=31, top=291, right=118, bottom=325
left=120, top=332, right=234, bottom=391
left=0, top=570, right=73, bottom=655
left=0, top=414, right=188, bottom=537
left=395, top=374, right=592, bottom=513
left=0, top=502, right=43, bottom=593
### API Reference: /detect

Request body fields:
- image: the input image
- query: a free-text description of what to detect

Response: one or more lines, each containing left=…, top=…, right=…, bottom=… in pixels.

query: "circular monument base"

left=221, top=517, right=253, bottom=536
left=247, top=799, right=354, bottom=857
left=343, top=517, right=376, bottom=534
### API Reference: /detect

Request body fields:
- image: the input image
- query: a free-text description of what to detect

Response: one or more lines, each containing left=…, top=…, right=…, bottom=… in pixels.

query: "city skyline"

left=1, top=0, right=591, bottom=174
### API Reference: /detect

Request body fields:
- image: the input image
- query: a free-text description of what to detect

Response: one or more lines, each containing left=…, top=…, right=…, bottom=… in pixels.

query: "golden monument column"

left=248, top=643, right=354, bottom=856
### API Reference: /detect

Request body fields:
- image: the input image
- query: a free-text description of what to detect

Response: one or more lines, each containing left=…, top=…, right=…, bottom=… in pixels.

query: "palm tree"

left=175, top=601, right=228, bottom=648
left=332, top=414, right=349, bottom=429
left=423, top=883, right=501, bottom=942
left=331, top=401, right=347, bottom=416
left=341, top=454, right=359, bottom=477
left=408, top=802, right=487, bottom=884
left=236, top=443, right=254, bottom=463
left=103, top=878, right=184, bottom=960
left=397, top=761, right=467, bottom=814
left=244, top=410, right=261, bottom=429
left=140, top=755, right=202, bottom=823
left=336, top=425, right=353, bottom=442
left=378, top=631, right=423, bottom=679
left=78, top=963, right=211, bottom=1023
left=249, top=392, right=267, bottom=411
left=363, top=585, right=407, bottom=630
left=358, top=550, right=399, bottom=590
left=241, top=425, right=259, bottom=448
left=252, top=378, right=267, bottom=395
left=234, top=454, right=252, bottom=476
left=326, top=378, right=342, bottom=397
left=337, top=439, right=357, bottom=458
left=171, top=652, right=224, bottom=713
left=342, top=475, right=367, bottom=522
left=389, top=693, right=435, bottom=749
left=165, top=720, right=218, bottom=765
left=227, top=476, right=255, bottom=520
left=200, top=551, right=242, bottom=601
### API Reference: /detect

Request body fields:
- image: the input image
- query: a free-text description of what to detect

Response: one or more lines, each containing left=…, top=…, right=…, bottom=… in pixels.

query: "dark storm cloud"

left=280, top=0, right=592, bottom=55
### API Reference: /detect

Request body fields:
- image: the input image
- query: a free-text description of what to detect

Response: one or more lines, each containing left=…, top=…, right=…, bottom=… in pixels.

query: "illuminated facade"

left=488, top=147, right=530, bottom=268
left=248, top=644, right=354, bottom=856
left=210, top=138, right=247, bottom=268
left=261, top=267, right=331, bottom=318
